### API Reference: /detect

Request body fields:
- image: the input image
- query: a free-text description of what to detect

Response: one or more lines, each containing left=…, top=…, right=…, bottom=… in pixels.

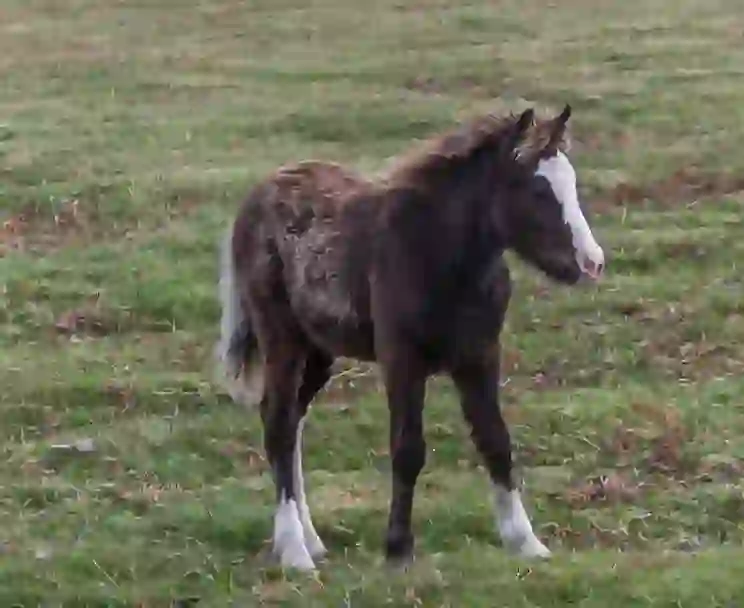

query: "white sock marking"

left=273, top=494, right=316, bottom=571
left=536, top=151, right=604, bottom=278
left=294, top=417, right=326, bottom=558
left=493, top=486, right=551, bottom=558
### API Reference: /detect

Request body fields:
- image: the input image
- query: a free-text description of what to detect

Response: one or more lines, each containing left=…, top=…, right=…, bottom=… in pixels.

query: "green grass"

left=2, top=0, right=744, bottom=605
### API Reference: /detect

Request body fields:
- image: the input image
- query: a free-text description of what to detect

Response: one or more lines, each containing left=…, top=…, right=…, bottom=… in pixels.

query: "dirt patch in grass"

left=321, top=361, right=383, bottom=404
left=52, top=297, right=176, bottom=338
left=403, top=74, right=505, bottom=98
left=600, top=167, right=744, bottom=209
left=633, top=304, right=744, bottom=380
left=0, top=179, right=219, bottom=256
left=0, top=199, right=99, bottom=256
left=605, top=402, right=702, bottom=478
left=564, top=472, right=642, bottom=507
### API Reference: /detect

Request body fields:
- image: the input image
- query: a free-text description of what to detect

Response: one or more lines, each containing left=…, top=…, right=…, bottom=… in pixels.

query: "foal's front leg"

left=382, top=358, right=427, bottom=565
left=451, top=352, right=550, bottom=558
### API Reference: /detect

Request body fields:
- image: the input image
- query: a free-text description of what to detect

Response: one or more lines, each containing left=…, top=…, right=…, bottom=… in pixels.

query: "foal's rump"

left=233, top=160, right=378, bottom=360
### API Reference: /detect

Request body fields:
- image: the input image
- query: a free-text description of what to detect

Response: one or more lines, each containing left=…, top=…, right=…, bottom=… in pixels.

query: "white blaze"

left=535, top=151, right=604, bottom=278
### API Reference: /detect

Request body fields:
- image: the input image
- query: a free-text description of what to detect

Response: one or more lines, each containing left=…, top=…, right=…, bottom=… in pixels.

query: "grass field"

left=2, top=0, right=744, bottom=605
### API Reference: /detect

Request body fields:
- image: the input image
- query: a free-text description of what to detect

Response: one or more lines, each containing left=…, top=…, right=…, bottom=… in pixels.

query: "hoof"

left=385, top=533, right=414, bottom=569
left=273, top=498, right=317, bottom=572
left=273, top=544, right=317, bottom=572
left=385, top=552, right=414, bottom=572
left=303, top=531, right=328, bottom=560
left=518, top=538, right=551, bottom=559
left=505, top=535, right=551, bottom=559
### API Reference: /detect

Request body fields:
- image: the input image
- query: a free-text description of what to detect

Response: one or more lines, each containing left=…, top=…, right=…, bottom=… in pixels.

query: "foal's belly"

left=287, top=276, right=376, bottom=360
left=300, top=313, right=377, bottom=361
left=283, top=226, right=376, bottom=360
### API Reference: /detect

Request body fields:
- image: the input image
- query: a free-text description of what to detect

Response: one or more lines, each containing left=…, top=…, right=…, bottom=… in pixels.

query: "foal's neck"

left=379, top=147, right=509, bottom=290
left=438, top=162, right=507, bottom=283
left=400, top=186, right=504, bottom=300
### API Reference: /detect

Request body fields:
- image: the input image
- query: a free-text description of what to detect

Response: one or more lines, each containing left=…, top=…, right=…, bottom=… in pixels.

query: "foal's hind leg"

left=259, top=341, right=316, bottom=571
left=293, top=348, right=333, bottom=559
left=451, top=351, right=550, bottom=558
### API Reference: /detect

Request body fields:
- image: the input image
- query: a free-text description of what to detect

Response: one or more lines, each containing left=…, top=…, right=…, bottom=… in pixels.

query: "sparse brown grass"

left=2, top=0, right=744, bottom=605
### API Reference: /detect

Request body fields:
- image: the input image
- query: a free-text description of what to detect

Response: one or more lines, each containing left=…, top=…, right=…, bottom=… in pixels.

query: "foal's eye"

left=532, top=177, right=555, bottom=201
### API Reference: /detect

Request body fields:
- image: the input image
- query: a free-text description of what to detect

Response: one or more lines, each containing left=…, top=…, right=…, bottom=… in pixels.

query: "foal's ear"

left=515, top=107, right=535, bottom=137
left=556, top=103, right=572, bottom=125
left=507, top=107, right=534, bottom=155
left=545, top=104, right=572, bottom=154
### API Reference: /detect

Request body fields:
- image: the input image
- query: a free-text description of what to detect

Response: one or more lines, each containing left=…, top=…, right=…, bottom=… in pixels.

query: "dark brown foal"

left=215, top=104, right=604, bottom=570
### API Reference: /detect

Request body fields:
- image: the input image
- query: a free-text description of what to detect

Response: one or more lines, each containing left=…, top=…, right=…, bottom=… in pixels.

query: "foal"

left=215, top=104, right=605, bottom=570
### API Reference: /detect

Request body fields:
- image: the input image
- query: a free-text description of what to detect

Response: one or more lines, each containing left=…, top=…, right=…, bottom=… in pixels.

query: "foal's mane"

left=381, top=108, right=572, bottom=190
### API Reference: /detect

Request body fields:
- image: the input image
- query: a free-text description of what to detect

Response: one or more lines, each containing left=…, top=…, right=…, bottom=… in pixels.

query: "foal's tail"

left=214, top=226, right=263, bottom=406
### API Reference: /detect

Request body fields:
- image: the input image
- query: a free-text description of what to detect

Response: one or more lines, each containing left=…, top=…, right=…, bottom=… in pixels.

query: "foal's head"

left=502, top=105, right=605, bottom=284
left=384, top=103, right=605, bottom=284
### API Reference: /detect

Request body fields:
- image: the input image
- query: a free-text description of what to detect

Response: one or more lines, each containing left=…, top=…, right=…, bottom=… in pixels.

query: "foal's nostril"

left=581, top=256, right=603, bottom=279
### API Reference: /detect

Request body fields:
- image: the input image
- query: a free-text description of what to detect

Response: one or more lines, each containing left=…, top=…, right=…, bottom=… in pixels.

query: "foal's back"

left=267, top=160, right=372, bottom=217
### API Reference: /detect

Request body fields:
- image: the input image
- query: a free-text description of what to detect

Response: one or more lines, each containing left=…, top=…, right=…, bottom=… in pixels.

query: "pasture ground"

left=2, top=0, right=744, bottom=605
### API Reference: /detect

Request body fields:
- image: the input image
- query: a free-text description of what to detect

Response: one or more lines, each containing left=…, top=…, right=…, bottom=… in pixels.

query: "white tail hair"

left=214, top=226, right=263, bottom=406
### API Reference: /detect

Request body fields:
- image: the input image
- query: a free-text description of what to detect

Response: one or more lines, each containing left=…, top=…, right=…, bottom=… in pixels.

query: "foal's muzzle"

left=577, top=248, right=605, bottom=281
